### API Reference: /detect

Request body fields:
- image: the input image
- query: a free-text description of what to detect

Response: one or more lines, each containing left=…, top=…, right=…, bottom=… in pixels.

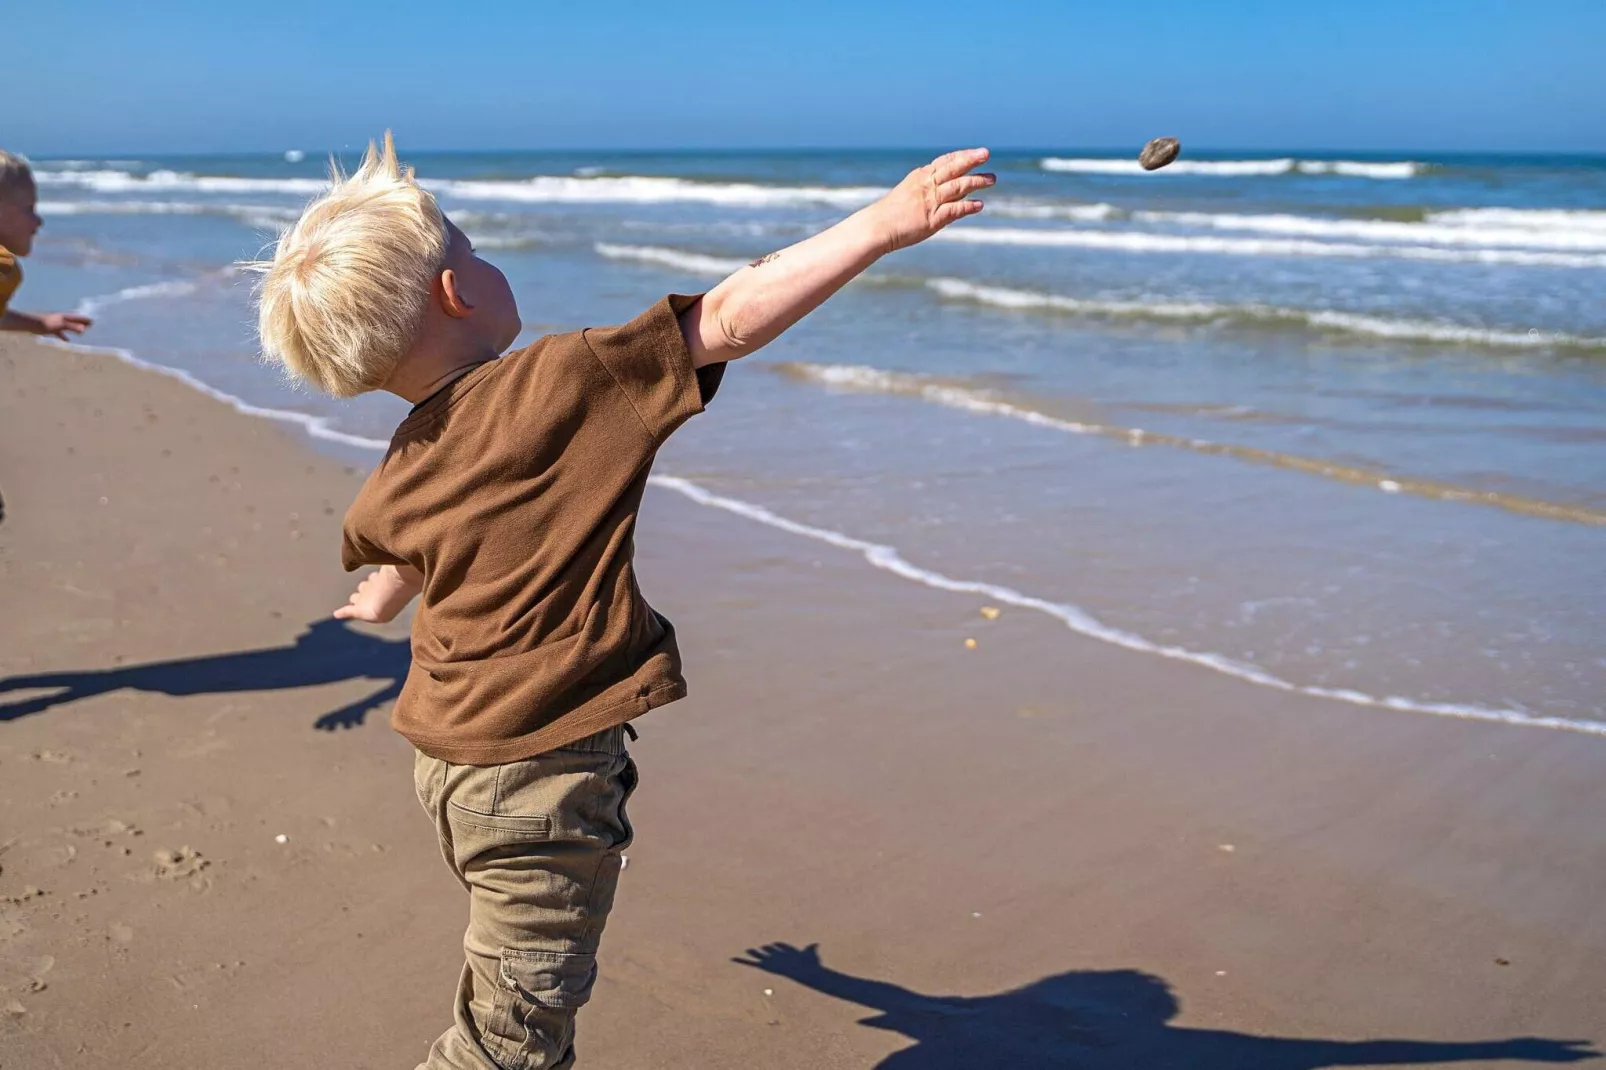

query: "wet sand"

left=1, top=336, right=1602, bottom=1068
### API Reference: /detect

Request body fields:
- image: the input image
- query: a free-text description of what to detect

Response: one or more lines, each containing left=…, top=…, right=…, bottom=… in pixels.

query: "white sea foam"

left=648, top=476, right=1606, bottom=737
left=38, top=199, right=299, bottom=229
left=51, top=276, right=1606, bottom=738
left=33, top=167, right=889, bottom=209
left=1426, top=207, right=1606, bottom=234
left=1043, top=157, right=1297, bottom=176
left=594, top=243, right=750, bottom=275
left=432, top=174, right=887, bottom=208
left=1296, top=160, right=1421, bottom=179
left=66, top=276, right=390, bottom=451
left=1040, top=157, right=1423, bottom=178
left=34, top=169, right=332, bottom=195
left=1132, top=209, right=1606, bottom=252
left=990, top=199, right=1118, bottom=221
left=926, top=277, right=1606, bottom=349
left=932, top=225, right=1606, bottom=268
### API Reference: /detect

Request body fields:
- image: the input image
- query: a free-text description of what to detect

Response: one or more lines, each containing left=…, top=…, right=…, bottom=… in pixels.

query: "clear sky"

left=6, top=0, right=1604, bottom=156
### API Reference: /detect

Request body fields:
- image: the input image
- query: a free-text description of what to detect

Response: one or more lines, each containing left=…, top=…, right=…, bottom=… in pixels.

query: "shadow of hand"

left=733, top=942, right=824, bottom=978
left=312, top=681, right=403, bottom=732
left=314, top=706, right=372, bottom=731
left=1497, top=1038, right=1600, bottom=1063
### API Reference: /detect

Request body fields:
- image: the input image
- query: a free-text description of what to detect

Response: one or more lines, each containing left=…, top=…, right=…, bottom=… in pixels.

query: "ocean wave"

left=436, top=174, right=887, bottom=208
left=33, top=166, right=890, bottom=209
left=1040, top=157, right=1424, bottom=178
left=1425, top=207, right=1606, bottom=234
left=989, top=199, right=1118, bottom=221
left=926, top=278, right=1606, bottom=350
left=46, top=272, right=1606, bottom=735
left=650, top=476, right=1605, bottom=736
left=38, top=199, right=299, bottom=229
left=594, top=242, right=751, bottom=275
left=932, top=225, right=1606, bottom=267
left=1133, top=208, right=1606, bottom=252
left=34, top=169, right=331, bottom=195
left=772, top=360, right=1606, bottom=527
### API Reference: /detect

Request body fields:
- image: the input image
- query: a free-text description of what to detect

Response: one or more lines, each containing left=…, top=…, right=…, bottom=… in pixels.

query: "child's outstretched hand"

left=39, top=312, right=93, bottom=340
left=869, top=148, right=994, bottom=253
left=333, top=564, right=423, bottom=624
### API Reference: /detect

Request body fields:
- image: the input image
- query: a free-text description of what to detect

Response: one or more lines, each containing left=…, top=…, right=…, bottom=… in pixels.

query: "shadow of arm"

left=314, top=680, right=404, bottom=731
left=732, top=943, right=940, bottom=1015
left=1316, top=1037, right=1600, bottom=1066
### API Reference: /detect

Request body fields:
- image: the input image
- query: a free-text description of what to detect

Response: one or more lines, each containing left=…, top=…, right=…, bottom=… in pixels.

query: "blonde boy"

left=254, top=134, right=993, bottom=1069
left=0, top=151, right=93, bottom=339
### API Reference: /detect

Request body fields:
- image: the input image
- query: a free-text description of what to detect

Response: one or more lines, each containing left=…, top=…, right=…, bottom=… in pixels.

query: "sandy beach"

left=2, top=334, right=1603, bottom=1068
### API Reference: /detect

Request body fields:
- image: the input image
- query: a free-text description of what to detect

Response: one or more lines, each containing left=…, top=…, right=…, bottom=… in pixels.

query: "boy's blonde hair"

left=0, top=151, right=34, bottom=200
left=250, top=133, right=447, bottom=397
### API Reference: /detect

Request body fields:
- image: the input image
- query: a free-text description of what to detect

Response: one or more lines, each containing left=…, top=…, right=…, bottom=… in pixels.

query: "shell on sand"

left=1139, top=137, right=1182, bottom=171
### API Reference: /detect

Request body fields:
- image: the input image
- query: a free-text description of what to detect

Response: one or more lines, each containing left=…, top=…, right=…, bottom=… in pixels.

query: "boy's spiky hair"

left=0, top=151, right=33, bottom=199
left=247, top=132, right=448, bottom=397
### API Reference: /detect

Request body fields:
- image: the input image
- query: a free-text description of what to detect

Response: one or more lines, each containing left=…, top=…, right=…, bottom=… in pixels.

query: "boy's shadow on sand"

left=0, top=619, right=407, bottom=731
left=735, top=943, right=1598, bottom=1069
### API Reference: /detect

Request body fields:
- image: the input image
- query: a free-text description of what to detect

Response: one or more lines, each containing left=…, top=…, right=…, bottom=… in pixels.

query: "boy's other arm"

left=679, top=148, right=993, bottom=368
left=334, top=564, right=424, bottom=624
left=0, top=309, right=93, bottom=340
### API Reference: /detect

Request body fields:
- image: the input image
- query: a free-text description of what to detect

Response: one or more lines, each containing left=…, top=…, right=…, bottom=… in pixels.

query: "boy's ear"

left=439, top=268, right=475, bottom=318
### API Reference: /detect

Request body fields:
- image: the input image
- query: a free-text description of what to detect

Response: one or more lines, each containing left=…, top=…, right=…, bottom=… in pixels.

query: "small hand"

left=333, top=565, right=419, bottom=624
left=732, top=942, right=823, bottom=977
left=1498, top=1038, right=1599, bottom=1063
left=870, top=148, right=995, bottom=253
left=40, top=312, right=92, bottom=340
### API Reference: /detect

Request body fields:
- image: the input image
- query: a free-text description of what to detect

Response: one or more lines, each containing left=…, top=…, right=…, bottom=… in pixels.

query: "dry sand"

left=1, top=335, right=1602, bottom=1068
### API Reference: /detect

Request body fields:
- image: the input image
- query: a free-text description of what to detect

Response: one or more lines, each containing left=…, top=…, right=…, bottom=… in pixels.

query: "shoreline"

left=38, top=302, right=1606, bottom=739
left=2, top=335, right=1604, bottom=1067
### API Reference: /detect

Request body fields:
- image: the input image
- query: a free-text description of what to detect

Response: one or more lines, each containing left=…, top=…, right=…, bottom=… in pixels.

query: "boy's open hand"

left=333, top=564, right=423, bottom=624
left=38, top=312, right=93, bottom=340
left=870, top=148, right=994, bottom=253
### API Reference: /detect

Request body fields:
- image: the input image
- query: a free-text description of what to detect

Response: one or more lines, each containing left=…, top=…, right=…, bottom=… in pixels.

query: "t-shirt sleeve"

left=340, top=510, right=408, bottom=572
left=582, top=293, right=725, bottom=445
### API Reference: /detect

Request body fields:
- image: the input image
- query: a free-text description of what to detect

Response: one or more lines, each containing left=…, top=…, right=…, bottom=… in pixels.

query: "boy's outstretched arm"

left=0, top=309, right=93, bottom=340
left=680, top=148, right=993, bottom=367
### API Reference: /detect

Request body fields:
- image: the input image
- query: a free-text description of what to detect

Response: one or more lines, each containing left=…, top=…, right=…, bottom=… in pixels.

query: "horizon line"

left=27, top=145, right=1606, bottom=161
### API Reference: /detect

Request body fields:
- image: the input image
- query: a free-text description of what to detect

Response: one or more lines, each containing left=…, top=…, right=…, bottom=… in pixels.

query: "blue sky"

left=6, top=0, right=1604, bottom=155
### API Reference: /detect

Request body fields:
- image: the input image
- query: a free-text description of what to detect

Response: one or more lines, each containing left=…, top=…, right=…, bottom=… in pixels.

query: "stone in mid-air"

left=1139, top=137, right=1181, bottom=171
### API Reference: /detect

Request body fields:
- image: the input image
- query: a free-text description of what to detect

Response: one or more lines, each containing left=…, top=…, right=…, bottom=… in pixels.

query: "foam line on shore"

left=56, top=277, right=1606, bottom=738
left=64, top=278, right=392, bottom=452
left=648, top=475, right=1606, bottom=738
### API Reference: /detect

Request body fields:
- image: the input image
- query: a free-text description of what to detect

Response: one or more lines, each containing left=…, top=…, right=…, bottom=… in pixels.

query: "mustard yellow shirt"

left=0, top=243, right=20, bottom=317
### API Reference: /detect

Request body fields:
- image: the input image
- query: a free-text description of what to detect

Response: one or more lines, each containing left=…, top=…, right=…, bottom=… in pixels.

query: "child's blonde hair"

left=249, top=133, right=447, bottom=397
left=0, top=151, right=34, bottom=200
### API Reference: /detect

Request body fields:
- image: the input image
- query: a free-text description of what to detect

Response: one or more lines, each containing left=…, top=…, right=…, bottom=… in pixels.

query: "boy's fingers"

left=931, top=147, right=990, bottom=183
left=333, top=605, right=355, bottom=619
left=938, top=173, right=995, bottom=202
left=935, top=200, right=985, bottom=227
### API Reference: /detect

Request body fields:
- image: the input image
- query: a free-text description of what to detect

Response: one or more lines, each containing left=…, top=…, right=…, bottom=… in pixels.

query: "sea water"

left=19, top=149, right=1606, bottom=731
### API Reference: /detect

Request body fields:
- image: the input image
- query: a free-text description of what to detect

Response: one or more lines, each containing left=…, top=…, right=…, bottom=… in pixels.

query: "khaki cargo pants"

left=413, top=725, right=637, bottom=1069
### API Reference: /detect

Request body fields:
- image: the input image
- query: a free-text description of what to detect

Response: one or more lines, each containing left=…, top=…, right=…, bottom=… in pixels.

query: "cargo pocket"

left=484, top=948, right=597, bottom=1070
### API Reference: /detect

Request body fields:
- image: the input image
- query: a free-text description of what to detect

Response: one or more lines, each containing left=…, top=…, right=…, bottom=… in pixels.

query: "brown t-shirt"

left=342, top=294, right=724, bottom=764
